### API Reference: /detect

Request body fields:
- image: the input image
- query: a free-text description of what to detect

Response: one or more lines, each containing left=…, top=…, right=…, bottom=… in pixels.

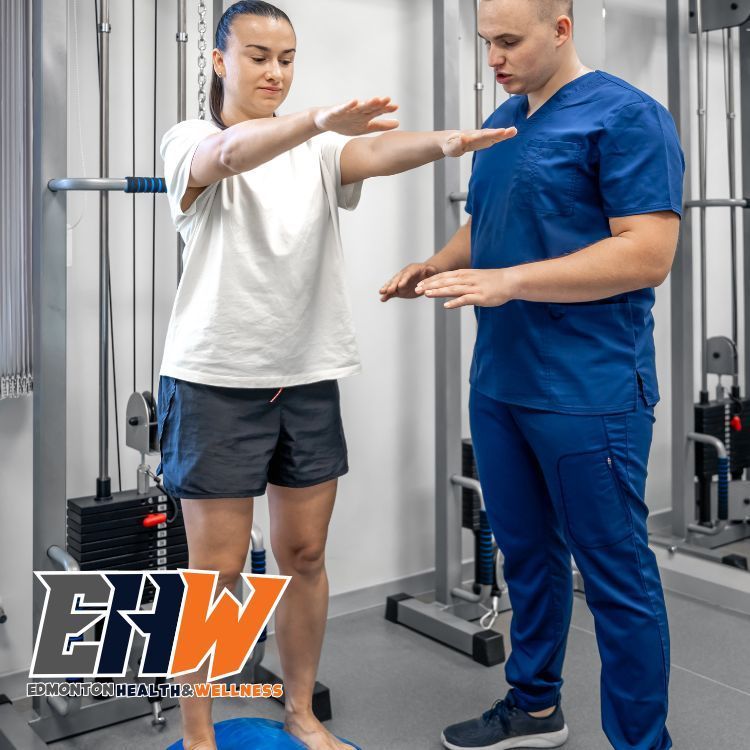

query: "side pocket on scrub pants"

left=558, top=448, right=632, bottom=548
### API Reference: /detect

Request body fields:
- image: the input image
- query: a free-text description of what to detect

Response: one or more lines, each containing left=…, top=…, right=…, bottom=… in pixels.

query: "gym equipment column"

left=385, top=0, right=505, bottom=667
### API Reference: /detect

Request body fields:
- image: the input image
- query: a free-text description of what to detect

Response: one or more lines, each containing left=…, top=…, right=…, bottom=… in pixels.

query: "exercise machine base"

left=0, top=695, right=48, bottom=750
left=385, top=593, right=506, bottom=667
left=27, top=687, right=178, bottom=744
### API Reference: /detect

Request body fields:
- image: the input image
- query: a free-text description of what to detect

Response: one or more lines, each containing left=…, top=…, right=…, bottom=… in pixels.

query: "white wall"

left=1, top=0, right=742, bottom=679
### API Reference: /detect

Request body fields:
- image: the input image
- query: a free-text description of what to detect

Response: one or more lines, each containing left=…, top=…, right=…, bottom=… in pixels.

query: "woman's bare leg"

left=177, top=497, right=255, bottom=750
left=268, top=479, right=353, bottom=750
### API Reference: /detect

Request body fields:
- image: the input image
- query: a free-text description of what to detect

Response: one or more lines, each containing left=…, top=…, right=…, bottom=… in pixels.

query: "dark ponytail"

left=210, top=1, right=294, bottom=129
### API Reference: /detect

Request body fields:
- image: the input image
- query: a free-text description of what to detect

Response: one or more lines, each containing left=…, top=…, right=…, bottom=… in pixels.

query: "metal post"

left=433, top=0, right=463, bottom=605
left=214, top=0, right=224, bottom=31
left=474, top=0, right=484, bottom=129
left=695, top=0, right=708, bottom=398
left=176, top=0, right=187, bottom=282
left=667, top=0, right=695, bottom=536
left=741, top=18, right=750, bottom=397
left=177, top=0, right=187, bottom=122
left=97, top=0, right=112, bottom=499
left=725, top=26, right=739, bottom=386
left=31, top=0, right=67, bottom=722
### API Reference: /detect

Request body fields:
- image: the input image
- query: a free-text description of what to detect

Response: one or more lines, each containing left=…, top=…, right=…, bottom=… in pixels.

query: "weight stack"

left=694, top=397, right=750, bottom=522
left=730, top=398, right=750, bottom=479
left=694, top=401, right=727, bottom=479
left=66, top=488, right=188, bottom=604
left=695, top=398, right=750, bottom=478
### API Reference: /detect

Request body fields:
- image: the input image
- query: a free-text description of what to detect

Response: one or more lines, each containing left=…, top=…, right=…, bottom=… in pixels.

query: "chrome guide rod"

left=695, top=0, right=709, bottom=396
left=98, top=0, right=111, bottom=493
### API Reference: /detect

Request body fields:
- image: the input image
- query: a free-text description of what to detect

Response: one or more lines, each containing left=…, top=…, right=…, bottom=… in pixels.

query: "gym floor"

left=50, top=587, right=750, bottom=750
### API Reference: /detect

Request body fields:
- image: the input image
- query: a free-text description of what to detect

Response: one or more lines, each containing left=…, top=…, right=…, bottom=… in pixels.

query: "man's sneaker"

left=441, top=692, right=569, bottom=749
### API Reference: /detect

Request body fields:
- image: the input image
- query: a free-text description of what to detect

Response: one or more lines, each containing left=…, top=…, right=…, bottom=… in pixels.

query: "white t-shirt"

left=159, top=118, right=364, bottom=388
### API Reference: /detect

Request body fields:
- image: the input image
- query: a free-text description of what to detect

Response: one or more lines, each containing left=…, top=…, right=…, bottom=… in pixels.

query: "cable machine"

left=651, top=0, right=750, bottom=613
left=18, top=1, right=272, bottom=745
left=24, top=0, right=188, bottom=742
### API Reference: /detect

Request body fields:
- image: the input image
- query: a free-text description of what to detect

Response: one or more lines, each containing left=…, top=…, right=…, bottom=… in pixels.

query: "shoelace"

left=482, top=698, right=519, bottom=732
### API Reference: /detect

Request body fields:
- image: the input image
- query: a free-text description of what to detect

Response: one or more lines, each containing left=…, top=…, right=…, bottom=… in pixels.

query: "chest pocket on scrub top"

left=515, top=140, right=583, bottom=217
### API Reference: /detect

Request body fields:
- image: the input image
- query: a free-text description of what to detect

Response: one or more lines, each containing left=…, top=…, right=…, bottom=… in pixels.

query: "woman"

left=158, top=2, right=515, bottom=749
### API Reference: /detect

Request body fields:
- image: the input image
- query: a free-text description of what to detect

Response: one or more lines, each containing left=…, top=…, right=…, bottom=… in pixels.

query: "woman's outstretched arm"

left=182, top=97, right=400, bottom=210
left=340, top=127, right=517, bottom=185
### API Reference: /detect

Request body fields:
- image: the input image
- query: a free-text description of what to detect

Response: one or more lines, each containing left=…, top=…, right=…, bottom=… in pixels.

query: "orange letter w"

left=170, top=571, right=289, bottom=681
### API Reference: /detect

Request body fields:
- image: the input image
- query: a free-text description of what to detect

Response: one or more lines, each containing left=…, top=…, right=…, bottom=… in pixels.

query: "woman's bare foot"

left=285, top=711, right=356, bottom=750
left=182, top=735, right=217, bottom=750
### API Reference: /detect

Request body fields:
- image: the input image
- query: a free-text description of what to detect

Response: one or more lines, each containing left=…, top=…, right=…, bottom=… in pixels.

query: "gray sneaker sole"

left=440, top=724, right=569, bottom=750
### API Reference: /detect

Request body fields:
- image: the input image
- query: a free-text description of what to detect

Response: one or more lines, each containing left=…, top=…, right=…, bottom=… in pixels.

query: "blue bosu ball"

left=165, top=717, right=361, bottom=750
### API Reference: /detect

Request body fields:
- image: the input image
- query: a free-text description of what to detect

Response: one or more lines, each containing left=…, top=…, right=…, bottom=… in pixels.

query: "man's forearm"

left=416, top=212, right=679, bottom=309
left=427, top=222, right=472, bottom=272
left=508, top=234, right=669, bottom=303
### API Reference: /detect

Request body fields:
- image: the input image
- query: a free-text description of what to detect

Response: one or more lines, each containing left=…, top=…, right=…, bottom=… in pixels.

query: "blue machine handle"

left=251, top=549, right=268, bottom=643
left=124, top=176, right=167, bottom=193
left=717, top=455, right=729, bottom=521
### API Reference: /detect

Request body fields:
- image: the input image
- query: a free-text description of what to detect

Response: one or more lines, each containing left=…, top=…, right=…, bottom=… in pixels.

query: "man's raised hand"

left=380, top=263, right=439, bottom=302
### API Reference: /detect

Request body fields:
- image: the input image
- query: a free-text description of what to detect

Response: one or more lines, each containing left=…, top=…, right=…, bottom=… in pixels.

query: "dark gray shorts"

left=156, top=377, right=348, bottom=499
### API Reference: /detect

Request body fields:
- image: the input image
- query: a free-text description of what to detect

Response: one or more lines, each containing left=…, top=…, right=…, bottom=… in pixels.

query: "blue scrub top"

left=466, top=70, right=685, bottom=415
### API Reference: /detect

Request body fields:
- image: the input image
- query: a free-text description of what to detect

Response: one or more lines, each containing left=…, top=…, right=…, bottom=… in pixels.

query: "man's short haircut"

left=535, top=0, right=574, bottom=23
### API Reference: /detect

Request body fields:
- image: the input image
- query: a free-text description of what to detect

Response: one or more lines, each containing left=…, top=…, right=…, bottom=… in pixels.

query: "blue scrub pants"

left=470, top=388, right=671, bottom=750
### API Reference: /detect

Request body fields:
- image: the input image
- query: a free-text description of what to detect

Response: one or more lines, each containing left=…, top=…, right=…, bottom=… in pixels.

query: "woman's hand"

left=313, top=97, right=400, bottom=136
left=441, top=127, right=517, bottom=157
left=415, top=268, right=520, bottom=309
left=380, top=263, right=439, bottom=301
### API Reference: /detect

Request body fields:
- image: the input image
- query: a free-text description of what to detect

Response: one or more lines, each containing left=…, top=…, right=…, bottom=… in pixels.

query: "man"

left=380, top=1, right=684, bottom=749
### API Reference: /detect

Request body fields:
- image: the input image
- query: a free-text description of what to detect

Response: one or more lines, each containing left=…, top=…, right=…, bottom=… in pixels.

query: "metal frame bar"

left=741, top=18, right=750, bottom=391
left=433, top=0, right=464, bottom=607
left=695, top=0, right=709, bottom=396
left=214, top=0, right=225, bottom=33
left=97, top=0, right=112, bottom=497
left=176, top=0, right=187, bottom=282
left=31, top=0, right=68, bottom=725
left=49, top=178, right=129, bottom=192
left=667, top=0, right=695, bottom=538
left=684, top=198, right=748, bottom=208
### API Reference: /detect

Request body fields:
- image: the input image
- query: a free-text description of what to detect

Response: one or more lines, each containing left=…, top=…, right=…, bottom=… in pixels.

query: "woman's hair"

left=209, top=1, right=294, bottom=129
